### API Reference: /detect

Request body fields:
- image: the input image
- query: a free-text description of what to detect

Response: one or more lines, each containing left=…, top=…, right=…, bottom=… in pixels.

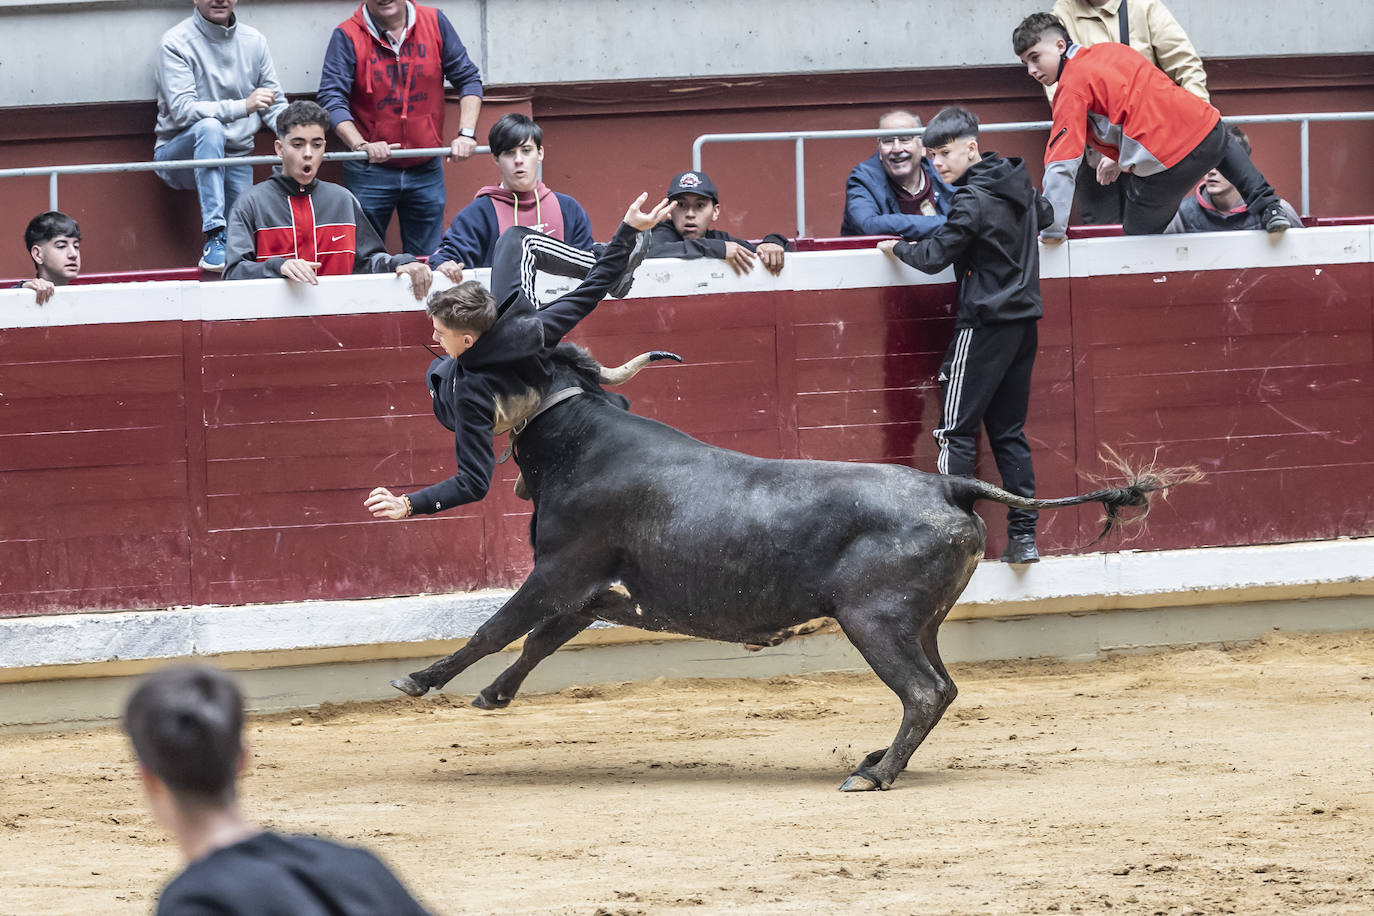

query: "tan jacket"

left=1051, top=0, right=1209, bottom=101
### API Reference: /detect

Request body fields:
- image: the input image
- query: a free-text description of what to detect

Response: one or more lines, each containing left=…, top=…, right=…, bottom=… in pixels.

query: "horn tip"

left=648, top=351, right=684, bottom=364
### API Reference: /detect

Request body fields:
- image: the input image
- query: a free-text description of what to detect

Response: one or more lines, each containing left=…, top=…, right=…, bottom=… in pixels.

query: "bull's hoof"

left=471, top=691, right=511, bottom=710
left=838, top=773, right=885, bottom=792
left=390, top=676, right=429, bottom=698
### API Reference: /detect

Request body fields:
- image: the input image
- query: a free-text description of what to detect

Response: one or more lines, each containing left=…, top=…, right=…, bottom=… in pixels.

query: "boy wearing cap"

left=878, top=107, right=1053, bottom=565
left=646, top=171, right=792, bottom=275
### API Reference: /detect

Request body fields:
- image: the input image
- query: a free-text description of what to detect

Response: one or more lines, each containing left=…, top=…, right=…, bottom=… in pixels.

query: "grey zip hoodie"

left=154, top=9, right=286, bottom=155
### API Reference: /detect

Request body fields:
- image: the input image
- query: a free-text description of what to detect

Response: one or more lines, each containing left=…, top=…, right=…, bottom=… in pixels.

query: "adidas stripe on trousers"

left=489, top=226, right=597, bottom=308
left=933, top=318, right=1039, bottom=537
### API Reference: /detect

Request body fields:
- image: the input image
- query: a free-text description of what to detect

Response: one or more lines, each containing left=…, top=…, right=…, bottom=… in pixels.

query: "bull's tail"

left=951, top=456, right=1202, bottom=545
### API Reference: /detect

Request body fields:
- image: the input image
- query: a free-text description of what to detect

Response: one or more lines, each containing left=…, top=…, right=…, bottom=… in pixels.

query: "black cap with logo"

left=665, top=171, right=719, bottom=202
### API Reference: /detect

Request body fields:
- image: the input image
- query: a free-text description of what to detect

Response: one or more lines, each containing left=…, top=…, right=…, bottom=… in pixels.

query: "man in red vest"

left=318, top=0, right=483, bottom=256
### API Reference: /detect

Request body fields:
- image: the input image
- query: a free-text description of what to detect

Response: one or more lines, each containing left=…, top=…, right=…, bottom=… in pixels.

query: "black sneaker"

left=1262, top=204, right=1292, bottom=233
left=608, top=230, right=652, bottom=299
left=1001, top=534, right=1040, bottom=565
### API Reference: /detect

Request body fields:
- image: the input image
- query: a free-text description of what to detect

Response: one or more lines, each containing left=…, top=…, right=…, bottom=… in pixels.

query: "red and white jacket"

left=224, top=172, right=415, bottom=279
left=1043, top=41, right=1220, bottom=236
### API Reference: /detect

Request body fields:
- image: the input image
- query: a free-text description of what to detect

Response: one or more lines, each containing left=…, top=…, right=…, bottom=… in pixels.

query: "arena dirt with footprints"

left=2, top=629, right=1372, bottom=915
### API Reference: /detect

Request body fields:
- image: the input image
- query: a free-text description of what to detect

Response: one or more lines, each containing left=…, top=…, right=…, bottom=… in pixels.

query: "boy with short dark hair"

left=646, top=170, right=792, bottom=275
left=1013, top=11, right=1289, bottom=237
left=124, top=664, right=429, bottom=915
left=365, top=193, right=674, bottom=520
left=17, top=211, right=81, bottom=305
left=878, top=106, right=1053, bottom=564
left=430, top=113, right=596, bottom=280
left=224, top=100, right=432, bottom=298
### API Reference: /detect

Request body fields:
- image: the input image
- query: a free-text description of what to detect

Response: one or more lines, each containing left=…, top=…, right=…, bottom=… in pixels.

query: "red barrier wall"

left=3, top=228, right=1372, bottom=618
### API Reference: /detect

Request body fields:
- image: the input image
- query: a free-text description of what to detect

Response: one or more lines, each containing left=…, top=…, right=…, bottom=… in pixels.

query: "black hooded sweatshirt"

left=891, top=152, right=1054, bottom=329
left=406, top=221, right=640, bottom=515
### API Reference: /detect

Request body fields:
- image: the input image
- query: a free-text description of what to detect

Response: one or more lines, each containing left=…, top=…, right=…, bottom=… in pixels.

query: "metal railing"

left=691, top=111, right=1374, bottom=237
left=0, top=146, right=490, bottom=212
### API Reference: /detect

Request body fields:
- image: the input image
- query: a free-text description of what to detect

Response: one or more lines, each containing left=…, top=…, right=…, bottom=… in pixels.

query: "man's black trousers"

left=935, top=318, right=1039, bottom=537
left=1123, top=121, right=1281, bottom=235
left=489, top=226, right=597, bottom=307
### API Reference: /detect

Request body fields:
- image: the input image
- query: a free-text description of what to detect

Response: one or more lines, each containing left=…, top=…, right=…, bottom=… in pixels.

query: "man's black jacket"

left=891, top=153, right=1054, bottom=329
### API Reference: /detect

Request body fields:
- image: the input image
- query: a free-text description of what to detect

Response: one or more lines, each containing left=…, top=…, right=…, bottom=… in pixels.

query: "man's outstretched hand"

left=623, top=193, right=676, bottom=231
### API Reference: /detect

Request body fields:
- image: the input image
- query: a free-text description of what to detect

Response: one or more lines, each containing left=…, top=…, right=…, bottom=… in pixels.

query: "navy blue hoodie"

left=406, top=221, right=640, bottom=515
left=840, top=153, right=954, bottom=238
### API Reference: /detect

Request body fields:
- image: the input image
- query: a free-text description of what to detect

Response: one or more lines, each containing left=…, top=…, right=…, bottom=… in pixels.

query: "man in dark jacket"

left=841, top=110, right=955, bottom=239
left=364, top=192, right=673, bottom=520
left=125, top=665, right=430, bottom=915
left=646, top=171, right=792, bottom=275
left=879, top=107, right=1054, bottom=564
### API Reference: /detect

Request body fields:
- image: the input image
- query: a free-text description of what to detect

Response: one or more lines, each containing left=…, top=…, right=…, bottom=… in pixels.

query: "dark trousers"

left=1123, top=121, right=1280, bottom=235
left=934, top=319, right=1039, bottom=537
left=1074, top=156, right=1128, bottom=225
left=489, top=226, right=597, bottom=307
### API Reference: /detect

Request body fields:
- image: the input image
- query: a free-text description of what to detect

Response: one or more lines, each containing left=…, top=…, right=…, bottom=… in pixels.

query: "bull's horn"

left=598, top=350, right=683, bottom=386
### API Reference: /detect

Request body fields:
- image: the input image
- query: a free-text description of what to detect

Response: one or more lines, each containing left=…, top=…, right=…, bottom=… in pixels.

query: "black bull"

left=392, top=344, right=1192, bottom=791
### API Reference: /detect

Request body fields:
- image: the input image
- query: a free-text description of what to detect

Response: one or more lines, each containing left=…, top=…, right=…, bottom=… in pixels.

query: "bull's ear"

left=609, top=393, right=631, bottom=412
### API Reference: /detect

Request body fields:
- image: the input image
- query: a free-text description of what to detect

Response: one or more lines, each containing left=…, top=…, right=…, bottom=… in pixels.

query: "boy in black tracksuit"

left=879, top=107, right=1054, bottom=564
left=364, top=193, right=673, bottom=521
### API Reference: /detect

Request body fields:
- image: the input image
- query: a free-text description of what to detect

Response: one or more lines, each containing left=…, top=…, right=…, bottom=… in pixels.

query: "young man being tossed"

left=365, top=194, right=673, bottom=520
left=878, top=106, right=1053, bottom=564
left=224, top=100, right=432, bottom=299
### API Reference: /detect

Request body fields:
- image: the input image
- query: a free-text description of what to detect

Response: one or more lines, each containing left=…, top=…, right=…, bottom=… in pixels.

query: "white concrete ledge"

left=3, top=538, right=1371, bottom=681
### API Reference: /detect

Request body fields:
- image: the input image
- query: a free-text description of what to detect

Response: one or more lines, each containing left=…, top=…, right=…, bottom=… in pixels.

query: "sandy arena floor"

left=2, top=629, right=1372, bottom=915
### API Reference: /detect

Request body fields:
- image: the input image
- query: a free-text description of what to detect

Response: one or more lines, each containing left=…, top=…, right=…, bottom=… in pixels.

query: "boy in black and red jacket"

left=879, top=106, right=1053, bottom=564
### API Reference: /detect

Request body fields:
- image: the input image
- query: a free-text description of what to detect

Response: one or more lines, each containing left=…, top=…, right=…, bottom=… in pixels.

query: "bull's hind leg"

left=472, top=612, right=593, bottom=709
left=392, top=569, right=583, bottom=697
left=833, top=603, right=957, bottom=792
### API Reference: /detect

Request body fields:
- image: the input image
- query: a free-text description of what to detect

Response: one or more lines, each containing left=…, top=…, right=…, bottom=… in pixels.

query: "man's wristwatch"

left=458, top=127, right=476, bottom=140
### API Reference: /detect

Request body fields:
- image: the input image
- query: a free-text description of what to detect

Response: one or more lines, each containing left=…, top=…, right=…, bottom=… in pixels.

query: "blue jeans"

left=342, top=156, right=446, bottom=256
left=155, top=118, right=253, bottom=233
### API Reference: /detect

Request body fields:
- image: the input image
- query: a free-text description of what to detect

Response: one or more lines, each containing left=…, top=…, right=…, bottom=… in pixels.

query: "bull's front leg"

left=391, top=571, right=575, bottom=697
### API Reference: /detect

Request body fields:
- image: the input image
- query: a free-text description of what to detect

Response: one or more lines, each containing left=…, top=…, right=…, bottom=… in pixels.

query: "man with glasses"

left=841, top=110, right=954, bottom=239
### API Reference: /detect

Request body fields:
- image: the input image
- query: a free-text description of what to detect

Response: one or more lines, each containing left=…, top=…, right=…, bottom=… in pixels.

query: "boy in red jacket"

left=1013, top=12, right=1290, bottom=238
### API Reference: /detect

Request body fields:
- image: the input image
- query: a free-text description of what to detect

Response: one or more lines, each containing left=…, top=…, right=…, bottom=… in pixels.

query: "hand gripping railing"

left=0, top=146, right=490, bottom=213
left=691, top=111, right=1374, bottom=237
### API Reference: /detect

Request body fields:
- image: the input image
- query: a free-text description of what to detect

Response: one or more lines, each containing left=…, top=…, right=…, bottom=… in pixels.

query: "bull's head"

left=492, top=343, right=683, bottom=434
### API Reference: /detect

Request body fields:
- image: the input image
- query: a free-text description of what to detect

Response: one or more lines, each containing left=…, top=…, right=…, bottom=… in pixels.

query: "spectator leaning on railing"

left=1049, top=0, right=1210, bottom=225
left=223, top=101, right=432, bottom=299
left=1165, top=127, right=1302, bottom=233
left=317, top=0, right=484, bottom=257
left=124, top=665, right=431, bottom=915
left=646, top=171, right=793, bottom=276
left=840, top=110, right=954, bottom=240
left=1014, top=12, right=1291, bottom=238
left=429, top=114, right=595, bottom=283
left=14, top=212, right=81, bottom=305
left=877, top=107, right=1053, bottom=566
left=154, top=0, right=287, bottom=273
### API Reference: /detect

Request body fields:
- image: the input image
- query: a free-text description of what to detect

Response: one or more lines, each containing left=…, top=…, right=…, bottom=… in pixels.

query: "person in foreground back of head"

left=224, top=100, right=432, bottom=300
left=1013, top=11, right=1290, bottom=238
left=124, top=664, right=429, bottom=915
left=877, top=107, right=1052, bottom=565
left=16, top=211, right=81, bottom=305
left=645, top=170, right=791, bottom=276
left=1165, top=126, right=1302, bottom=234
left=364, top=192, right=675, bottom=520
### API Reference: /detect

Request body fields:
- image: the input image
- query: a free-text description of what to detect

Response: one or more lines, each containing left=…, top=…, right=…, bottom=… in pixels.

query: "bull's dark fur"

left=393, top=343, right=1195, bottom=791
